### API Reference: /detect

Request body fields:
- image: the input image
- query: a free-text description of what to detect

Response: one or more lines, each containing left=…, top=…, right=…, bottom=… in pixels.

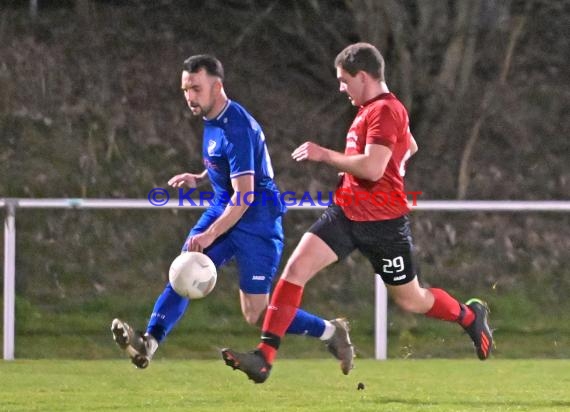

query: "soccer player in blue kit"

left=111, top=55, right=354, bottom=371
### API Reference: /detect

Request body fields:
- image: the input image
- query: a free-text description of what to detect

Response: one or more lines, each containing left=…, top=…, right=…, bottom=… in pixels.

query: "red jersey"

left=334, top=93, right=413, bottom=221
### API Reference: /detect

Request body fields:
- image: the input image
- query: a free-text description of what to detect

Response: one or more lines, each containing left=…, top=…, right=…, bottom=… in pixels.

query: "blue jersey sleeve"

left=225, top=126, right=255, bottom=178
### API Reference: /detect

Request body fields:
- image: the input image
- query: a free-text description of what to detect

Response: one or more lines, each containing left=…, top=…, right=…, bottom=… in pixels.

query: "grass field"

left=0, top=359, right=568, bottom=411
left=10, top=292, right=570, bottom=360
left=3, top=293, right=570, bottom=411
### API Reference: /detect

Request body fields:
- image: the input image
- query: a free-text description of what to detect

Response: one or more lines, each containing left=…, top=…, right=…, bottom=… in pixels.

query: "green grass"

left=8, top=291, right=570, bottom=360
left=0, top=359, right=569, bottom=411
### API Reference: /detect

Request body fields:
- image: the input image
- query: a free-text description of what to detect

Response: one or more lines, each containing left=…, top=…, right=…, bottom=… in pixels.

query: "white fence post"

left=3, top=200, right=16, bottom=360
left=374, top=274, right=388, bottom=360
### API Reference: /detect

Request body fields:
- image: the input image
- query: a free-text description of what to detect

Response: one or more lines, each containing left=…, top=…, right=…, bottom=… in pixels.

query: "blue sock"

left=146, top=283, right=189, bottom=343
left=285, top=308, right=325, bottom=338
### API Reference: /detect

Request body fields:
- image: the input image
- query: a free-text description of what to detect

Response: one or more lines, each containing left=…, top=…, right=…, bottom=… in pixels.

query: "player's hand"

left=168, top=173, right=203, bottom=189
left=291, top=142, right=327, bottom=162
left=188, top=232, right=216, bottom=253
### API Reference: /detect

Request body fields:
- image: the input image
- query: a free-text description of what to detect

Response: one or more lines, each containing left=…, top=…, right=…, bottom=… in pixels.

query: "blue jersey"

left=202, top=100, right=286, bottom=224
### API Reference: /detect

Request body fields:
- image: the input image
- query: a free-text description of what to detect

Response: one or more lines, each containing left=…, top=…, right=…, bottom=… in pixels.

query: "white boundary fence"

left=2, top=198, right=569, bottom=361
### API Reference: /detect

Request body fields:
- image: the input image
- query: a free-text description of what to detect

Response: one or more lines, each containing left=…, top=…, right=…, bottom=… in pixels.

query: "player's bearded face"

left=181, top=70, right=218, bottom=117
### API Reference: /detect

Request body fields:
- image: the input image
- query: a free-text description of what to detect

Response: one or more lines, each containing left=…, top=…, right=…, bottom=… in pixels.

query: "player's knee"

left=282, top=259, right=309, bottom=285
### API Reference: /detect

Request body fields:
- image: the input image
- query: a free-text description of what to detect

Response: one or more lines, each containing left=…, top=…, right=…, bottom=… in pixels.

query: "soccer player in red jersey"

left=222, top=43, right=493, bottom=383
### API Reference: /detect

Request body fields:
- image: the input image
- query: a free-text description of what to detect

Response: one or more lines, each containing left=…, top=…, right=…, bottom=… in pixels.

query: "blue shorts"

left=182, top=206, right=284, bottom=294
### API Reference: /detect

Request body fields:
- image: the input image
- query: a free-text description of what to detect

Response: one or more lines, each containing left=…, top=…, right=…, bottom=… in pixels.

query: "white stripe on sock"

left=320, top=320, right=335, bottom=341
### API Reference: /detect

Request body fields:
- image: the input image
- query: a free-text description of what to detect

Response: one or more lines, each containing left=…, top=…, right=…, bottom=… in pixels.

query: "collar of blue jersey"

left=203, top=99, right=231, bottom=122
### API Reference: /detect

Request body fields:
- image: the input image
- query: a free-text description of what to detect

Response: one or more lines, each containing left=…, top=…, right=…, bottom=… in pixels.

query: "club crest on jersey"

left=207, top=139, right=217, bottom=156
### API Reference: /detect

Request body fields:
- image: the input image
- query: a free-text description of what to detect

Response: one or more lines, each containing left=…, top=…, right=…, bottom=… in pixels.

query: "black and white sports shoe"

left=221, top=348, right=272, bottom=384
left=111, top=318, right=157, bottom=369
left=324, top=318, right=355, bottom=375
left=462, top=299, right=493, bottom=360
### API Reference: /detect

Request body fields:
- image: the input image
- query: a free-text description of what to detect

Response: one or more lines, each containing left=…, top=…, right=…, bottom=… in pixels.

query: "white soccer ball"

left=168, top=252, right=217, bottom=299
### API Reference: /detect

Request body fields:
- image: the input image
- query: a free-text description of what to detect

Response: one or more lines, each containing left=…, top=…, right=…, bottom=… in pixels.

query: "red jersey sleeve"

left=365, top=104, right=398, bottom=150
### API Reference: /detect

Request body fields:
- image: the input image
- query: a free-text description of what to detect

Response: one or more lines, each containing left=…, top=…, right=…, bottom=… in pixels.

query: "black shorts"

left=308, top=204, right=416, bottom=285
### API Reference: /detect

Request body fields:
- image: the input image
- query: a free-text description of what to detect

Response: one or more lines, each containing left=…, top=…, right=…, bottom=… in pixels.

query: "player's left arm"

left=188, top=174, right=253, bottom=252
left=292, top=142, right=392, bottom=182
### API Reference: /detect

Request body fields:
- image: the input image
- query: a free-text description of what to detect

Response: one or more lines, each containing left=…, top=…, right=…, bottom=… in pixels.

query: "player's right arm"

left=168, top=170, right=208, bottom=188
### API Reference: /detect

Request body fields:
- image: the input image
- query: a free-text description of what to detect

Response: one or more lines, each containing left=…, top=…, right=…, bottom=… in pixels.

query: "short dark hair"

left=334, top=43, right=384, bottom=80
left=182, top=54, right=224, bottom=80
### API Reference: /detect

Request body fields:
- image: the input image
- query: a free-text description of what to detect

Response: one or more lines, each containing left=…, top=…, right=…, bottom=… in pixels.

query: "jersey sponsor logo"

left=207, top=139, right=217, bottom=156
left=252, top=275, right=266, bottom=281
left=393, top=274, right=406, bottom=281
left=346, top=130, right=358, bottom=149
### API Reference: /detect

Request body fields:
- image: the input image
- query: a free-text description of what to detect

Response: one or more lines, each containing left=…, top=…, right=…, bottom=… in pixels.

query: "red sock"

left=257, top=279, right=303, bottom=363
left=425, top=288, right=474, bottom=327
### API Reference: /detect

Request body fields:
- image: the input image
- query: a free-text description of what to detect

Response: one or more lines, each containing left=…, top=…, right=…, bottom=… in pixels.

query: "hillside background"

left=0, top=0, right=568, bottom=359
